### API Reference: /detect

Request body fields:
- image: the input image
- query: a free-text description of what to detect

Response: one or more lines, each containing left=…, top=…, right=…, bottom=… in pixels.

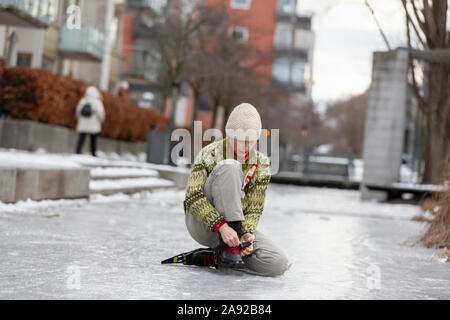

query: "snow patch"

left=89, top=177, right=174, bottom=191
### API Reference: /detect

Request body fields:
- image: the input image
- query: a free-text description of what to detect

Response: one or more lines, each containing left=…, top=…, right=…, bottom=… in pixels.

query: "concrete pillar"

left=361, top=49, right=409, bottom=201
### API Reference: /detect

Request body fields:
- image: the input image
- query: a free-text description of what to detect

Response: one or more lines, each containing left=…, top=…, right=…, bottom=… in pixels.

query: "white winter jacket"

left=76, top=86, right=106, bottom=134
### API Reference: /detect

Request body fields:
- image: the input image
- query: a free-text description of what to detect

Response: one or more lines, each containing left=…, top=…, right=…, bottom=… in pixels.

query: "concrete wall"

left=0, top=118, right=146, bottom=155
left=0, top=26, right=5, bottom=56
left=360, top=49, right=409, bottom=201
left=0, top=166, right=90, bottom=203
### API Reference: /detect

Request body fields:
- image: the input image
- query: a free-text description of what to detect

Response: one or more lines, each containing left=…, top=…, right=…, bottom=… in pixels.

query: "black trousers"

left=76, top=133, right=98, bottom=156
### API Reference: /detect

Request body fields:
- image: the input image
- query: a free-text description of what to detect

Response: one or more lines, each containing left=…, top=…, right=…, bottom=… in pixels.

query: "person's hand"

left=240, top=233, right=255, bottom=257
left=219, top=223, right=240, bottom=247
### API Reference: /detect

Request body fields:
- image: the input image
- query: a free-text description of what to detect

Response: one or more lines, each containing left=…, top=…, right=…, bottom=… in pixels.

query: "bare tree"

left=400, top=0, right=450, bottom=184
left=153, top=1, right=270, bottom=135
left=323, top=92, right=368, bottom=156
left=150, top=0, right=224, bottom=132
left=198, top=25, right=270, bottom=131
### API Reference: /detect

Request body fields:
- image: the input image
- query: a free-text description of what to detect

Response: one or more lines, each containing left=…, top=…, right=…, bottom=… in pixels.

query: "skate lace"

left=226, top=247, right=240, bottom=254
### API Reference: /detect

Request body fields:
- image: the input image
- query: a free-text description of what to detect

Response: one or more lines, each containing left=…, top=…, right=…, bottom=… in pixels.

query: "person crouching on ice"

left=183, top=103, right=289, bottom=277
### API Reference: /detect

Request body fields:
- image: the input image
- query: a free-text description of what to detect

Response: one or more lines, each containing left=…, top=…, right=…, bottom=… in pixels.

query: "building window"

left=274, top=23, right=292, bottom=49
left=272, top=58, right=290, bottom=83
left=292, top=61, right=306, bottom=86
left=278, top=0, right=295, bottom=15
left=231, top=0, right=251, bottom=10
left=229, top=27, right=249, bottom=42
left=16, top=52, right=33, bottom=67
left=294, top=29, right=314, bottom=50
left=47, top=0, right=60, bottom=23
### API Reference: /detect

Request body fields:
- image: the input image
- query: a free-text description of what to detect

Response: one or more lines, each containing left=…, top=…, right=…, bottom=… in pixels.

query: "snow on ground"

left=0, top=149, right=82, bottom=169
left=0, top=149, right=190, bottom=175
left=90, top=177, right=175, bottom=191
left=90, top=167, right=159, bottom=178
left=392, top=182, right=447, bottom=192
left=0, top=190, right=182, bottom=217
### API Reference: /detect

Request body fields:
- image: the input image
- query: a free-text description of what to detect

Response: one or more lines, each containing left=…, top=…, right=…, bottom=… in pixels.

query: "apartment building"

left=119, top=0, right=168, bottom=109
left=119, top=0, right=196, bottom=129
left=0, top=0, right=55, bottom=68
left=273, top=0, right=314, bottom=105
left=0, top=0, right=118, bottom=90
left=206, top=0, right=278, bottom=83
left=205, top=0, right=314, bottom=106
left=1, top=0, right=314, bottom=131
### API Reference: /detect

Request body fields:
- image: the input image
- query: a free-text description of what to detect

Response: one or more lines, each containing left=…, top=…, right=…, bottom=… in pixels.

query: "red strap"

left=214, top=220, right=227, bottom=234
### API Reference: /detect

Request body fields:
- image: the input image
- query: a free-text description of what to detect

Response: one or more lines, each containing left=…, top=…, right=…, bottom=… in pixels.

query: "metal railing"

left=126, top=0, right=167, bottom=14
left=0, top=0, right=53, bottom=26
left=59, top=26, right=105, bottom=61
left=120, top=48, right=159, bottom=82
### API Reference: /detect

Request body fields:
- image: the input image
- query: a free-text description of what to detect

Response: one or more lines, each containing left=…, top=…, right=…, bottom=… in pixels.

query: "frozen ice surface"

left=0, top=184, right=448, bottom=300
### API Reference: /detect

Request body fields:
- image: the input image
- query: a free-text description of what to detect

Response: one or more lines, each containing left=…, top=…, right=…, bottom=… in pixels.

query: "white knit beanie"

left=225, top=103, right=262, bottom=141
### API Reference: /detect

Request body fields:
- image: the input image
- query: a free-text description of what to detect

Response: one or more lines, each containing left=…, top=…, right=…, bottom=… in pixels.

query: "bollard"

left=146, top=126, right=170, bottom=165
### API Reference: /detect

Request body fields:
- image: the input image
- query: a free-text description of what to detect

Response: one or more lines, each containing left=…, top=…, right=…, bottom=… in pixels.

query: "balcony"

left=271, top=78, right=307, bottom=94
left=59, top=26, right=105, bottom=62
left=273, top=47, right=308, bottom=60
left=120, top=48, right=159, bottom=82
left=276, top=13, right=311, bottom=30
left=0, top=0, right=52, bottom=29
left=126, top=0, right=167, bottom=14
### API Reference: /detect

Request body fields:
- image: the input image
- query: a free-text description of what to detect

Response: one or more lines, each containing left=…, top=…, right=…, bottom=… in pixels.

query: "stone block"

left=98, top=137, right=119, bottom=153
left=158, top=169, right=189, bottom=189
left=0, top=118, right=20, bottom=149
left=0, top=168, right=16, bottom=203
left=36, top=169, right=61, bottom=200
left=14, top=168, right=39, bottom=201
left=16, top=120, right=34, bottom=151
left=360, top=184, right=388, bottom=202
left=0, top=118, right=4, bottom=147
left=59, top=168, right=90, bottom=199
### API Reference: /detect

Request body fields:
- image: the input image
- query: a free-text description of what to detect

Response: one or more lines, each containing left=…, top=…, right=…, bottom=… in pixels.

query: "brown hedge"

left=0, top=65, right=167, bottom=141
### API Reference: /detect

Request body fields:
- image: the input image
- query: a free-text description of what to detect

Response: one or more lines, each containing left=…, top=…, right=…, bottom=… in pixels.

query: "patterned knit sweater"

left=183, top=138, right=271, bottom=235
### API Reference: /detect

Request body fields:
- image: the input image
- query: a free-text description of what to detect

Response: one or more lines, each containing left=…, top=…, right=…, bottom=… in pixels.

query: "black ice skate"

left=161, top=248, right=215, bottom=267
left=214, top=242, right=246, bottom=269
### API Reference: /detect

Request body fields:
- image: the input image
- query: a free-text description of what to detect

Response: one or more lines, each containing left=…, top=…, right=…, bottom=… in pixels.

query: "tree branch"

left=409, top=62, right=428, bottom=114
left=410, top=0, right=427, bottom=33
left=404, top=2, right=428, bottom=113
left=401, top=0, right=428, bottom=49
left=365, top=0, right=392, bottom=50
left=422, top=0, right=437, bottom=47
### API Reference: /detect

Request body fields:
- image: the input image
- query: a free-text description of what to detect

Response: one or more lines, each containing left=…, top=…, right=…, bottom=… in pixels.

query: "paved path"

left=0, top=185, right=448, bottom=299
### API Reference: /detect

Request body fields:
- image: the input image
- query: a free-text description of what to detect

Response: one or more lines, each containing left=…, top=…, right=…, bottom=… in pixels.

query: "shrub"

left=0, top=65, right=167, bottom=141
left=419, top=167, right=450, bottom=250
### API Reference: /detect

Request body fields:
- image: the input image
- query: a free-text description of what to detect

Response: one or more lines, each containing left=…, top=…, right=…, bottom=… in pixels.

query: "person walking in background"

left=75, top=86, right=105, bottom=157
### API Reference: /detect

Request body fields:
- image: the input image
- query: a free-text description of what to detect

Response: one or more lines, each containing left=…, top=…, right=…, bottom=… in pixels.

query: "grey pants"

left=185, top=159, right=289, bottom=277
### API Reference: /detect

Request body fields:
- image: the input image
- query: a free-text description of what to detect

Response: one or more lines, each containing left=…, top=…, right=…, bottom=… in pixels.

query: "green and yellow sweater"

left=183, top=138, right=271, bottom=235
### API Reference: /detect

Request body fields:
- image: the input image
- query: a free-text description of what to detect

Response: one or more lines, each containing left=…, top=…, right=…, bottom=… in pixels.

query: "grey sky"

left=298, top=0, right=407, bottom=104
